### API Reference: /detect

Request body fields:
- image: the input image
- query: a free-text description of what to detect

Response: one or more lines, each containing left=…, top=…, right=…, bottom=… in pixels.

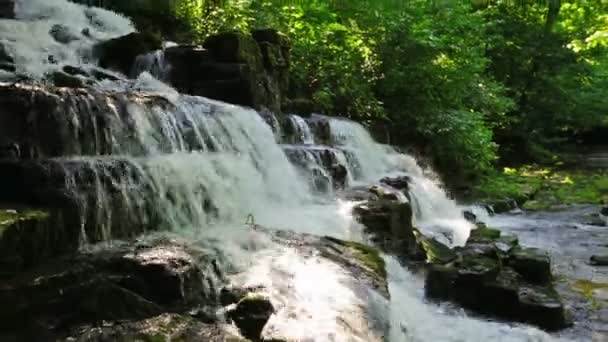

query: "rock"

left=491, top=198, right=518, bottom=214
left=380, top=176, right=411, bottom=191
left=415, top=231, right=457, bottom=264
left=49, top=24, right=80, bottom=44
left=463, top=210, right=477, bottom=223
left=509, top=247, right=552, bottom=284
left=0, top=208, right=66, bottom=276
left=0, top=43, right=15, bottom=73
left=0, top=237, right=223, bottom=338
left=601, top=207, right=608, bottom=216
left=220, top=286, right=265, bottom=307
left=591, top=255, right=608, bottom=266
left=0, top=0, right=14, bottom=19
left=66, top=313, right=244, bottom=342
left=227, top=294, right=275, bottom=341
left=164, top=31, right=289, bottom=113
left=353, top=199, right=416, bottom=255
left=95, top=32, right=162, bottom=75
left=424, top=230, right=569, bottom=331
left=518, top=285, right=569, bottom=331
left=468, top=226, right=501, bottom=243
left=48, top=71, right=87, bottom=88
left=63, top=65, right=90, bottom=77
left=269, top=230, right=389, bottom=297
left=0, top=83, right=175, bottom=158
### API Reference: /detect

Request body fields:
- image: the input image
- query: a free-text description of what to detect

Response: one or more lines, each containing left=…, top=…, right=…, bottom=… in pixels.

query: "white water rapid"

left=0, top=1, right=564, bottom=341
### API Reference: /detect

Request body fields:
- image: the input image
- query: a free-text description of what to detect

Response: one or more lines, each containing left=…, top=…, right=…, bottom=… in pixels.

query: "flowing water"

left=0, top=1, right=568, bottom=340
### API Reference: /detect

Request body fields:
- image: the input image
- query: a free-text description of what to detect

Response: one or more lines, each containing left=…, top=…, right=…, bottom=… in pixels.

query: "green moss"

left=140, top=333, right=167, bottom=342
left=342, top=241, right=387, bottom=281
left=473, top=166, right=608, bottom=208
left=415, top=231, right=457, bottom=264
left=469, top=226, right=501, bottom=242
left=0, top=209, right=50, bottom=238
left=573, top=279, right=608, bottom=300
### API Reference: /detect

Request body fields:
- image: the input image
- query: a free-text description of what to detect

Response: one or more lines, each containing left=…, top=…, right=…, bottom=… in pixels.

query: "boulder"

left=95, top=32, right=162, bottom=75
left=0, top=237, right=223, bottom=339
left=601, top=207, right=608, bottom=216
left=353, top=200, right=415, bottom=251
left=424, top=230, right=569, bottom=331
left=48, top=71, right=87, bottom=88
left=0, top=0, right=14, bottom=19
left=380, top=175, right=411, bottom=191
left=227, top=294, right=275, bottom=341
left=591, top=255, right=608, bottom=266
left=509, top=247, right=552, bottom=284
left=163, top=30, right=290, bottom=113
left=65, top=313, right=244, bottom=342
left=491, top=198, right=518, bottom=214
left=0, top=43, right=15, bottom=72
left=49, top=24, right=81, bottom=44
left=0, top=208, right=64, bottom=275
left=463, top=210, right=477, bottom=223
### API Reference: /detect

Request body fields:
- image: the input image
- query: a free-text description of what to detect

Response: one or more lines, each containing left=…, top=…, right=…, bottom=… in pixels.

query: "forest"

left=92, top=0, right=608, bottom=183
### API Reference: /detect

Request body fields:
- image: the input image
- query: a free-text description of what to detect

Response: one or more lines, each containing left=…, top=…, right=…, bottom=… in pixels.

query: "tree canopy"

left=99, top=0, right=608, bottom=181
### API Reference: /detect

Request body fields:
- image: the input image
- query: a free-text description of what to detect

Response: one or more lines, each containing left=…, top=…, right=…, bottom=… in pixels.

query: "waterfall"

left=0, top=0, right=132, bottom=80
left=0, top=1, right=560, bottom=341
left=288, top=114, right=315, bottom=145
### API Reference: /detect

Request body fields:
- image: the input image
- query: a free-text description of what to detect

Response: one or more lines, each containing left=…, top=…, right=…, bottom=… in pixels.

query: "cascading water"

left=0, top=0, right=132, bottom=80
left=0, top=1, right=563, bottom=341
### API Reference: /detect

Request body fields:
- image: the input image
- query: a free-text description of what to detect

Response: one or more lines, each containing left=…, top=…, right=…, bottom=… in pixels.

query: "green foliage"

left=250, top=0, right=384, bottom=119
left=474, top=166, right=608, bottom=208
left=98, top=0, right=608, bottom=183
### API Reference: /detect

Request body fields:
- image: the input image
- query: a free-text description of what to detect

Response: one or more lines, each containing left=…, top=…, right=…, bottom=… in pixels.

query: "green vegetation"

left=342, top=240, right=387, bottom=281
left=0, top=209, right=50, bottom=238
left=474, top=166, right=608, bottom=209
left=573, top=279, right=608, bottom=309
left=91, top=0, right=608, bottom=184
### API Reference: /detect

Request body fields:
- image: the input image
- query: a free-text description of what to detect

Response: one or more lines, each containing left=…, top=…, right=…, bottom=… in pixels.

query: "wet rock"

left=0, top=237, right=223, bottom=339
left=463, top=210, right=477, bottom=223
left=0, top=83, right=176, bottom=158
left=227, top=294, right=275, bottom=341
left=164, top=31, right=289, bottom=113
left=63, top=65, right=90, bottom=77
left=48, top=71, right=87, bottom=88
left=269, top=230, right=389, bottom=297
left=601, top=207, right=608, bottom=216
left=0, top=0, right=14, bottom=19
left=49, top=24, right=80, bottom=44
left=0, top=208, right=68, bottom=276
left=380, top=175, right=411, bottom=191
left=65, top=313, right=243, bottom=342
left=424, top=230, right=569, bottom=331
left=95, top=32, right=162, bottom=75
left=353, top=199, right=416, bottom=254
left=509, top=247, right=552, bottom=284
left=415, top=230, right=457, bottom=264
left=468, top=226, right=501, bottom=243
left=491, top=198, right=518, bottom=214
left=591, top=255, right=608, bottom=266
left=0, top=43, right=15, bottom=72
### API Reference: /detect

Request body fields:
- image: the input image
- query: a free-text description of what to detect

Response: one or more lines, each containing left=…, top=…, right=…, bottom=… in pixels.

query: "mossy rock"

left=203, top=32, right=262, bottom=66
left=341, top=240, right=387, bottom=282
left=0, top=208, right=58, bottom=274
left=509, top=247, right=552, bottom=284
left=96, top=31, right=162, bottom=75
left=414, top=230, right=456, bottom=264
left=228, top=294, right=275, bottom=341
left=468, top=226, right=501, bottom=242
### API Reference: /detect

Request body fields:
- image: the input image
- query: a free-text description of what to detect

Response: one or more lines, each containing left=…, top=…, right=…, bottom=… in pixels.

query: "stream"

left=485, top=207, right=608, bottom=341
